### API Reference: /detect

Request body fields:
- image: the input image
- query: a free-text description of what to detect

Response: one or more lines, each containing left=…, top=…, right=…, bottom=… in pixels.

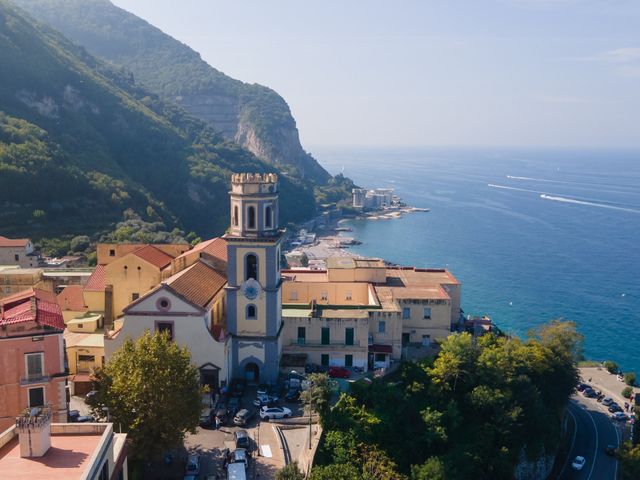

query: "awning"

left=369, top=344, right=393, bottom=354
left=71, top=374, right=92, bottom=383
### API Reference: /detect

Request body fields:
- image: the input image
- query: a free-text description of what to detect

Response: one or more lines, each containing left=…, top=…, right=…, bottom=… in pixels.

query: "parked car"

left=259, top=406, right=292, bottom=420
left=234, top=429, right=251, bottom=450
left=583, top=389, right=598, bottom=399
left=257, top=384, right=270, bottom=396
left=328, top=367, right=350, bottom=378
left=602, top=397, right=614, bottom=406
left=253, top=393, right=278, bottom=407
left=233, top=408, right=256, bottom=427
left=285, top=389, right=301, bottom=403
left=76, top=415, right=95, bottom=423
left=228, top=398, right=241, bottom=416
left=608, top=404, right=623, bottom=413
left=228, top=448, right=249, bottom=469
left=576, top=383, right=589, bottom=392
left=231, top=379, right=246, bottom=398
left=611, top=412, right=628, bottom=422
left=605, top=445, right=617, bottom=456
left=199, top=408, right=213, bottom=428
left=215, top=406, right=229, bottom=425
left=68, top=410, right=80, bottom=422
left=185, top=454, right=201, bottom=476
left=571, top=456, right=586, bottom=471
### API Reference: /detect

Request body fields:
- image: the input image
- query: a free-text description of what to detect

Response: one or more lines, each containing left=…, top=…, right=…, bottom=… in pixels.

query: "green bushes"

left=624, top=372, right=637, bottom=386
left=603, top=360, right=620, bottom=374
left=622, top=386, right=634, bottom=398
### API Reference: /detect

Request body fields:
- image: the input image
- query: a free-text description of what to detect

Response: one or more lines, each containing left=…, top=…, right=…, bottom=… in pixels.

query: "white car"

left=259, top=406, right=291, bottom=420
left=571, top=456, right=586, bottom=471
left=612, top=412, right=628, bottom=422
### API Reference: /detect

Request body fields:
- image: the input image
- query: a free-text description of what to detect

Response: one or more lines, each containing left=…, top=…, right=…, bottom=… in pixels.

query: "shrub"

left=603, top=360, right=619, bottom=374
left=624, top=372, right=637, bottom=386
left=622, top=386, right=634, bottom=398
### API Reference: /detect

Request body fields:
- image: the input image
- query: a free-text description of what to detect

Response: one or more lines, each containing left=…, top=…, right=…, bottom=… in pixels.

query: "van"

left=227, top=462, right=247, bottom=480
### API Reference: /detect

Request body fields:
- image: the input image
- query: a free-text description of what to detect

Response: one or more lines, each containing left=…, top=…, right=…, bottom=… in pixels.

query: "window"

left=375, top=353, right=387, bottom=362
left=28, top=387, right=45, bottom=408
left=14, top=254, right=19, bottom=261
left=345, top=290, right=352, bottom=301
left=233, top=205, right=239, bottom=226
left=109, top=249, right=115, bottom=256
left=265, top=205, right=272, bottom=228
left=132, top=293, right=139, bottom=301
left=77, top=324, right=84, bottom=329
left=321, top=327, right=330, bottom=345
left=247, top=206, right=256, bottom=229
left=402, top=333, right=410, bottom=345
left=290, top=290, right=298, bottom=301
left=378, top=321, right=386, bottom=333
left=78, top=355, right=95, bottom=362
left=246, top=304, right=257, bottom=319
left=423, top=307, right=432, bottom=320
left=422, top=335, right=431, bottom=347
left=25, top=352, right=44, bottom=380
left=402, top=307, right=411, bottom=319
left=321, top=354, right=329, bottom=366
left=156, top=297, right=171, bottom=311
left=297, top=327, right=306, bottom=345
left=345, top=354, right=353, bottom=367
left=345, top=327, right=354, bottom=346
left=156, top=322, right=173, bottom=341
left=321, top=291, right=328, bottom=301
left=246, top=254, right=258, bottom=280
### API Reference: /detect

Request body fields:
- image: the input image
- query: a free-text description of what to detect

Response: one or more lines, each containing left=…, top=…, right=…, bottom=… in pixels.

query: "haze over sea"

left=314, top=147, right=640, bottom=373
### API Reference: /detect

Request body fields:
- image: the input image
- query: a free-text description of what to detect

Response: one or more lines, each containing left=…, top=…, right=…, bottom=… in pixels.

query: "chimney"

left=16, top=406, right=52, bottom=458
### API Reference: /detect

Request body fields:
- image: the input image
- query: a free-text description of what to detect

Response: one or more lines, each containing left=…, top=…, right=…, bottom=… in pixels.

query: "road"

left=558, top=395, right=622, bottom=480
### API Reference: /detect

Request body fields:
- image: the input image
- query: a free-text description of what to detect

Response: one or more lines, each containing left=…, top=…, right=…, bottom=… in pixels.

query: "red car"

left=328, top=367, right=350, bottom=378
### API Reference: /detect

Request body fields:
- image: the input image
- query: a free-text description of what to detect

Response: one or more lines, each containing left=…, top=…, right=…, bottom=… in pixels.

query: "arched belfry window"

left=246, top=254, right=258, bottom=280
left=233, top=205, right=239, bottom=227
left=246, top=304, right=257, bottom=319
left=265, top=205, right=272, bottom=228
left=248, top=206, right=256, bottom=229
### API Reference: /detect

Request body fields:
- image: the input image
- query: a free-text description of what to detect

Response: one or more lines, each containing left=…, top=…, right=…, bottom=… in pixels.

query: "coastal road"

left=558, top=395, right=620, bottom=480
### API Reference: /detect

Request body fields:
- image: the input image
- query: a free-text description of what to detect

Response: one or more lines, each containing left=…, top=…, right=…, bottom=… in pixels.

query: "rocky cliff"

left=15, top=0, right=332, bottom=184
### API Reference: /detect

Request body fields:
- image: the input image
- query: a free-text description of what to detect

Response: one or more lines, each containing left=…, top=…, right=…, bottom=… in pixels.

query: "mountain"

left=15, top=0, right=332, bottom=184
left=0, top=0, right=316, bottom=239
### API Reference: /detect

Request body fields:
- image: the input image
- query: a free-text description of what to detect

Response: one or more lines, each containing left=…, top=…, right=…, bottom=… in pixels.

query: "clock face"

left=241, top=278, right=261, bottom=300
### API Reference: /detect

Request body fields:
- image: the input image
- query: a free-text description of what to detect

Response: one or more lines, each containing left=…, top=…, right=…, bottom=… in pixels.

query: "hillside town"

left=0, top=173, right=469, bottom=479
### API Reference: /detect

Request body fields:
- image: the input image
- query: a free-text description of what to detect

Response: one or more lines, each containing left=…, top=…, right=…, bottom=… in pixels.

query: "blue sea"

left=313, top=147, right=640, bottom=373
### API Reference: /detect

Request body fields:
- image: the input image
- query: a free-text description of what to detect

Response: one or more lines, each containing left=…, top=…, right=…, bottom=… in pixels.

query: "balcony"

left=285, top=340, right=367, bottom=352
left=20, top=373, right=50, bottom=385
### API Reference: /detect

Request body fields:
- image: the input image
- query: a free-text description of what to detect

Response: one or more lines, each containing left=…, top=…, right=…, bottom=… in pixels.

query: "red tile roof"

left=174, top=237, right=228, bottom=263
left=0, top=235, right=30, bottom=247
left=132, top=245, right=174, bottom=269
left=0, top=288, right=65, bottom=330
left=84, top=265, right=106, bottom=292
left=166, top=261, right=227, bottom=308
left=57, top=285, right=86, bottom=311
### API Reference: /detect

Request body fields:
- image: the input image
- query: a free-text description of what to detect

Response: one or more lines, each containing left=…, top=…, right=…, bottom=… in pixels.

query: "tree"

left=276, top=461, right=305, bottom=480
left=310, top=463, right=361, bottom=480
left=624, top=372, right=637, bottom=386
left=70, top=235, right=90, bottom=252
left=622, top=386, right=634, bottom=398
left=619, top=442, right=640, bottom=480
left=411, top=457, right=446, bottom=480
left=301, top=373, right=332, bottom=420
left=88, top=331, right=200, bottom=460
left=603, top=360, right=619, bottom=374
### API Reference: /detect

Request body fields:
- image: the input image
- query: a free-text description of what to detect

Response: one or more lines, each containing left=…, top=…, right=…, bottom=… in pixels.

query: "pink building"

left=0, top=289, right=67, bottom=433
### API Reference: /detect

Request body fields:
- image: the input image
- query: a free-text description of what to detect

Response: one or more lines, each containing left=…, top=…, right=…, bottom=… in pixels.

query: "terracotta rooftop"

left=175, top=237, right=228, bottom=263
left=57, top=285, right=86, bottom=311
left=166, top=260, right=227, bottom=308
left=0, top=236, right=30, bottom=247
left=0, top=288, right=65, bottom=330
left=132, top=244, right=174, bottom=269
left=84, top=265, right=106, bottom=292
left=0, top=432, right=103, bottom=480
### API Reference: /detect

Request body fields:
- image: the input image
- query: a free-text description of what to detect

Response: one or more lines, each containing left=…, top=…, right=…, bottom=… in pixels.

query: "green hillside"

left=0, top=0, right=316, bottom=239
left=15, top=0, right=332, bottom=184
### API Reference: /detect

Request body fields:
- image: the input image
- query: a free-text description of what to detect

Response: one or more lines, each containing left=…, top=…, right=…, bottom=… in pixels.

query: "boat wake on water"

left=539, top=194, right=640, bottom=213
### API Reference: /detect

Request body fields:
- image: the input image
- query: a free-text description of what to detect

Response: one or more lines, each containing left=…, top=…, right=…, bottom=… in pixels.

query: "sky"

left=111, top=0, right=640, bottom=148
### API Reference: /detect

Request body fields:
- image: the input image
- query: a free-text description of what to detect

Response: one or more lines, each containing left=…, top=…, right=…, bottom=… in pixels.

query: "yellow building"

left=281, top=257, right=461, bottom=369
left=0, top=266, right=45, bottom=299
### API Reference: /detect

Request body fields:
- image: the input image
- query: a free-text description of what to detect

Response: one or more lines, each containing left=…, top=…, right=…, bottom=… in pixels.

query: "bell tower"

left=225, top=173, right=283, bottom=384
